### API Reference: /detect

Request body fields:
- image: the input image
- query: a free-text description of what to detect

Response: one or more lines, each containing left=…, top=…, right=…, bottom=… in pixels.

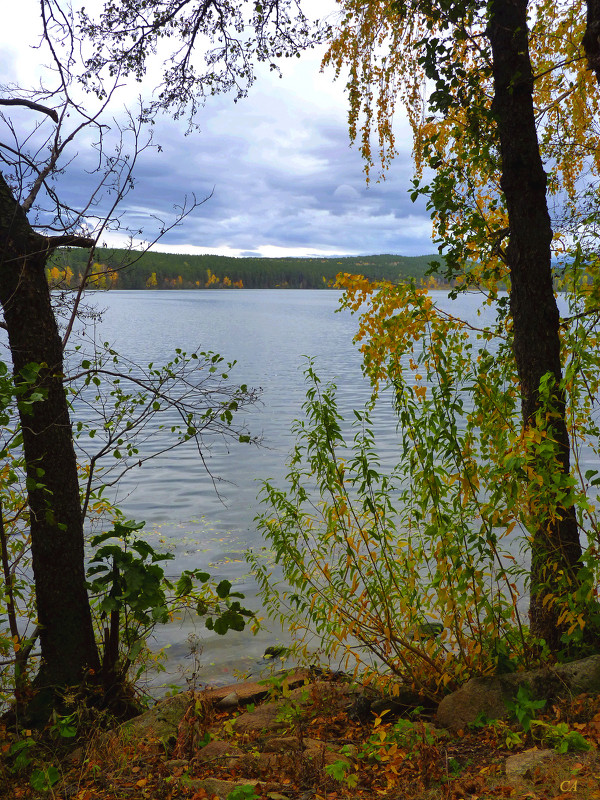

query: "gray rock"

left=505, top=748, right=555, bottom=779
left=217, top=691, right=240, bottom=710
left=123, top=691, right=193, bottom=742
left=436, top=655, right=600, bottom=731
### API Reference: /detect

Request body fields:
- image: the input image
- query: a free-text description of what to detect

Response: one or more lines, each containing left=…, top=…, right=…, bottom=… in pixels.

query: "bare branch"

left=0, top=98, right=59, bottom=123
left=47, top=234, right=95, bottom=249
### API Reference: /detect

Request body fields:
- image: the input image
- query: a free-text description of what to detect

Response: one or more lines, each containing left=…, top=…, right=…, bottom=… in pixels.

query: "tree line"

left=48, top=249, right=439, bottom=290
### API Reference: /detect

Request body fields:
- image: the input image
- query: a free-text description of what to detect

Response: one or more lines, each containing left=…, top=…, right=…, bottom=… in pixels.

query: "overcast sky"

left=2, top=1, right=434, bottom=258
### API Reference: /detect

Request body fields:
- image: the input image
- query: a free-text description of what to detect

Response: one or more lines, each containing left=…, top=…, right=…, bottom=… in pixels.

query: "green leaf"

left=216, top=579, right=232, bottom=599
left=30, top=767, right=60, bottom=790
left=175, top=573, right=193, bottom=597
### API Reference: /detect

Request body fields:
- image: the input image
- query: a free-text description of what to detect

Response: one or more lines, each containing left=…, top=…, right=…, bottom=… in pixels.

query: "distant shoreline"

left=49, top=248, right=445, bottom=291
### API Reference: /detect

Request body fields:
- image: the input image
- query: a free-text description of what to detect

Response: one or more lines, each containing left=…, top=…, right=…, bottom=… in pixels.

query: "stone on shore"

left=437, top=655, right=600, bottom=731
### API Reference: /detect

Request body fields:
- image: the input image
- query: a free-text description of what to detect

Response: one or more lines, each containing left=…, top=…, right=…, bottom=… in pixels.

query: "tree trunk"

left=0, top=172, right=100, bottom=689
left=584, top=0, right=600, bottom=85
left=487, top=0, right=583, bottom=650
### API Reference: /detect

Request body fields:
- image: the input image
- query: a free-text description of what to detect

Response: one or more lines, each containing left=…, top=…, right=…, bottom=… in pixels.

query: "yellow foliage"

left=325, top=1, right=598, bottom=287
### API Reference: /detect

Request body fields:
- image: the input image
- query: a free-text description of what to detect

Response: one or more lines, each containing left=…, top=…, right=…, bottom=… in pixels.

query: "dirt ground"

left=3, top=674, right=600, bottom=800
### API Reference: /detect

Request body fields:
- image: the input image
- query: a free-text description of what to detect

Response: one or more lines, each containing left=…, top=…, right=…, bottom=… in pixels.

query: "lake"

left=67, top=288, right=494, bottom=690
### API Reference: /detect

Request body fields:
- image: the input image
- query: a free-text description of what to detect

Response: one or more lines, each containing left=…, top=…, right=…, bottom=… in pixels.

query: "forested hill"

left=48, top=248, right=442, bottom=290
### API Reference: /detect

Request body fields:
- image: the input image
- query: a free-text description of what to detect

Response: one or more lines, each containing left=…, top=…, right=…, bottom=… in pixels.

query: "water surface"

left=72, top=289, right=491, bottom=688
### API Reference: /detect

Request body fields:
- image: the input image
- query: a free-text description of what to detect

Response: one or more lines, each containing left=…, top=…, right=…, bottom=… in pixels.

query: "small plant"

left=467, top=711, right=490, bottom=730
left=226, top=784, right=260, bottom=800
left=49, top=710, right=78, bottom=740
left=446, top=756, right=463, bottom=777
left=87, top=519, right=254, bottom=690
left=530, top=720, right=592, bottom=753
left=362, top=714, right=439, bottom=763
left=8, top=730, right=63, bottom=792
left=29, top=765, right=61, bottom=792
left=276, top=688, right=310, bottom=735
left=9, top=733, right=37, bottom=772
left=173, top=694, right=215, bottom=760
left=325, top=757, right=359, bottom=788
left=503, top=727, right=524, bottom=750
left=505, top=684, right=547, bottom=733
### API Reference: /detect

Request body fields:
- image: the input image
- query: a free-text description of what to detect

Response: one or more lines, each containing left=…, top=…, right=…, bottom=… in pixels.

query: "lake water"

left=68, top=288, right=493, bottom=690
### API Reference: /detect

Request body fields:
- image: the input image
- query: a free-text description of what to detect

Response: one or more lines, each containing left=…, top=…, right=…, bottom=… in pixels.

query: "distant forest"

left=48, top=248, right=444, bottom=290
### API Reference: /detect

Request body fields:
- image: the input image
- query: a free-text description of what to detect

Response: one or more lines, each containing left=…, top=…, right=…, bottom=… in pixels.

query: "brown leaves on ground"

left=3, top=681, right=600, bottom=800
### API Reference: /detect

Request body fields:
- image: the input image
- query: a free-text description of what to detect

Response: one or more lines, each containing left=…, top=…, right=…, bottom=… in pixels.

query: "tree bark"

left=0, top=172, right=100, bottom=689
left=487, top=0, right=583, bottom=650
left=584, top=0, right=600, bottom=85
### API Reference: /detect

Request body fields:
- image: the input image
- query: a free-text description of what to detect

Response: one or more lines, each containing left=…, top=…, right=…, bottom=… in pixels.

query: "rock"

left=323, top=750, right=353, bottom=767
left=505, top=748, right=555, bottom=779
left=263, top=736, right=305, bottom=752
left=164, top=759, right=189, bottom=769
left=370, top=694, right=424, bottom=717
left=203, top=670, right=310, bottom=707
left=120, top=670, right=313, bottom=745
left=233, top=700, right=287, bottom=733
left=558, top=654, right=600, bottom=694
left=349, top=680, right=430, bottom=720
left=196, top=740, right=244, bottom=768
left=232, top=681, right=341, bottom=733
left=260, top=736, right=324, bottom=754
left=254, top=752, right=281, bottom=770
left=217, top=692, right=240, bottom=710
left=123, top=691, right=193, bottom=742
left=437, top=655, right=600, bottom=732
left=287, top=681, right=343, bottom=704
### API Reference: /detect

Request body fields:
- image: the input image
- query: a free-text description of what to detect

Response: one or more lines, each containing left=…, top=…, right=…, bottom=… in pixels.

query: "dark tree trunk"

left=584, top=0, right=600, bottom=85
left=487, top=0, right=583, bottom=650
left=0, top=172, right=100, bottom=689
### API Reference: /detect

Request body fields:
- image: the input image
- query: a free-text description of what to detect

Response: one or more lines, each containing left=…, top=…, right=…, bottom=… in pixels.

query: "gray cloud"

left=3, top=3, right=435, bottom=258
left=114, top=91, right=433, bottom=256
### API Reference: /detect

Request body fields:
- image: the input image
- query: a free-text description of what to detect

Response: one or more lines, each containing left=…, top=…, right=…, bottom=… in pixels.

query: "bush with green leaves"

left=87, top=519, right=253, bottom=688
left=251, top=271, right=600, bottom=694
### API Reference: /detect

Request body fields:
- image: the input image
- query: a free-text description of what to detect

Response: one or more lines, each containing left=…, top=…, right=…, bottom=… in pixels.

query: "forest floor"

left=3, top=671, right=600, bottom=800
